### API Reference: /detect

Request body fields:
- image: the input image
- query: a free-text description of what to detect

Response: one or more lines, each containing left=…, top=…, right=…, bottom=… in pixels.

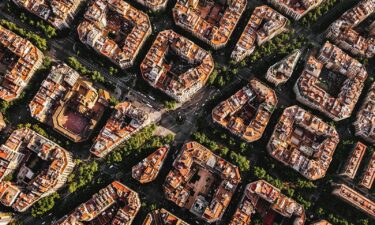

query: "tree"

left=164, top=100, right=176, bottom=110
left=207, top=69, right=218, bottom=85
left=109, top=96, right=119, bottom=106
left=0, top=100, right=10, bottom=113
left=109, top=66, right=118, bottom=75
left=31, top=192, right=60, bottom=217
left=67, top=161, right=99, bottom=193
left=216, top=76, right=225, bottom=87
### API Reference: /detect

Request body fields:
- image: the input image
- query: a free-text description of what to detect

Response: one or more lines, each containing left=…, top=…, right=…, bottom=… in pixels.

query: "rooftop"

left=339, top=142, right=367, bottom=180
left=294, top=42, right=368, bottom=121
left=0, top=212, right=13, bottom=224
left=132, top=145, right=169, bottom=184
left=29, top=63, right=80, bottom=123
left=163, top=141, right=241, bottom=223
left=134, top=0, right=168, bottom=11
left=77, top=0, right=151, bottom=69
left=354, top=81, right=375, bottom=144
left=140, top=30, right=214, bottom=103
left=0, top=128, right=75, bottom=212
left=231, top=5, right=288, bottom=62
left=326, top=0, right=375, bottom=58
left=267, top=105, right=340, bottom=180
left=12, top=0, right=83, bottom=29
left=267, top=0, right=324, bottom=20
left=56, top=181, right=141, bottom=225
left=359, top=151, right=375, bottom=190
left=332, top=183, right=375, bottom=218
left=29, top=63, right=110, bottom=142
left=173, top=0, right=247, bottom=49
left=0, top=112, right=6, bottom=132
left=230, top=180, right=305, bottom=225
left=142, top=208, right=189, bottom=225
left=212, top=79, right=278, bottom=142
left=311, top=220, right=332, bottom=225
left=266, top=49, right=302, bottom=86
left=0, top=25, right=43, bottom=101
left=90, top=101, right=150, bottom=158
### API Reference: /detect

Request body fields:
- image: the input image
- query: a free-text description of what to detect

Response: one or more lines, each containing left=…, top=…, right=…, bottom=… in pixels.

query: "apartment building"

left=56, top=181, right=141, bottom=225
left=91, top=101, right=150, bottom=158
left=0, top=212, right=13, bottom=225
left=231, top=5, right=288, bottom=62
left=140, top=30, right=214, bottom=103
left=229, top=180, right=306, bottom=225
left=354, top=82, right=375, bottom=145
left=142, top=208, right=189, bottom=225
left=359, top=151, right=375, bottom=190
left=267, top=0, right=324, bottom=20
left=0, top=128, right=75, bottom=212
left=0, top=25, right=43, bottom=101
left=132, top=145, right=169, bottom=183
left=0, top=113, right=6, bottom=132
left=29, top=63, right=80, bottom=123
left=12, top=0, right=83, bottom=29
left=212, top=79, right=277, bottom=142
left=29, top=63, right=109, bottom=142
left=77, top=0, right=151, bottom=69
left=267, top=105, right=340, bottom=180
left=135, top=0, right=168, bottom=11
left=294, top=42, right=368, bottom=121
left=332, top=183, right=375, bottom=218
left=326, top=0, right=375, bottom=58
left=266, top=49, right=301, bottom=86
left=339, top=142, right=367, bottom=180
left=163, top=141, right=241, bottom=223
left=173, top=0, right=247, bottom=49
